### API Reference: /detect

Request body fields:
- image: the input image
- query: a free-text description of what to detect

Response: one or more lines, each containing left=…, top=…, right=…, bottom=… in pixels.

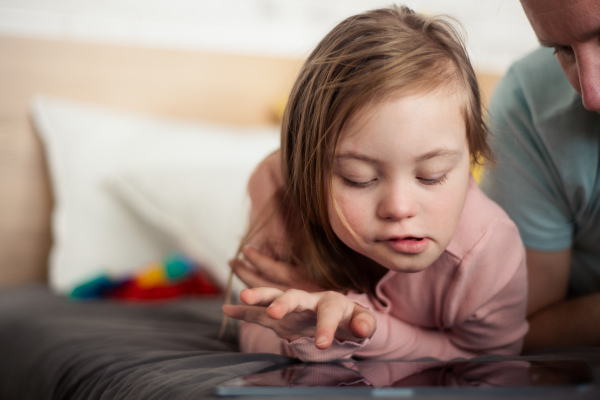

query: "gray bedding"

left=1, top=285, right=599, bottom=400
left=0, top=285, right=291, bottom=400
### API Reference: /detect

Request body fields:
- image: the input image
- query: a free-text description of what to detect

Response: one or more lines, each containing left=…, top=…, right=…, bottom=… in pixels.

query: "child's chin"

left=391, top=264, right=430, bottom=273
left=382, top=253, right=439, bottom=273
left=384, top=260, right=430, bottom=273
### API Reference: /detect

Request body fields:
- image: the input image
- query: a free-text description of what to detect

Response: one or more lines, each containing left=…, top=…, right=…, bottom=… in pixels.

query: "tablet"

left=214, top=359, right=594, bottom=397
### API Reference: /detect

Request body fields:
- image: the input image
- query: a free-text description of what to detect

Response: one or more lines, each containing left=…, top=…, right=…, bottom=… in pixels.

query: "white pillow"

left=31, top=94, right=279, bottom=294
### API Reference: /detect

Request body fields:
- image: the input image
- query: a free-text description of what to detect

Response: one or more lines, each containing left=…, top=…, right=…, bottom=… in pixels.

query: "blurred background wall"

left=0, top=0, right=538, bottom=75
left=0, top=0, right=540, bottom=286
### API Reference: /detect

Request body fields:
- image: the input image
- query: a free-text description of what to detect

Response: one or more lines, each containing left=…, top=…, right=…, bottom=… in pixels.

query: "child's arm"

left=231, top=150, right=322, bottom=292
left=230, top=247, right=323, bottom=293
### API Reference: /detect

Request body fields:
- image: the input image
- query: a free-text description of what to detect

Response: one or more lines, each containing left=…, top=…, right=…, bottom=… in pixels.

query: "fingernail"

left=315, top=335, right=327, bottom=347
left=359, top=321, right=374, bottom=337
left=243, top=245, right=256, bottom=254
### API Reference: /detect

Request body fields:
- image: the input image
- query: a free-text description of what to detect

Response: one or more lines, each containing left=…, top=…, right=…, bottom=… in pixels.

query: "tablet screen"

left=214, top=359, right=593, bottom=397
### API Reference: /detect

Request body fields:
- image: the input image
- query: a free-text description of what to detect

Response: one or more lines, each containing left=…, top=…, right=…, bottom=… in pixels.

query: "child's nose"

left=376, top=184, right=417, bottom=221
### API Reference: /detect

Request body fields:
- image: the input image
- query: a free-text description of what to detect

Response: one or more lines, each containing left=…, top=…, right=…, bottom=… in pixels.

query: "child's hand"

left=222, top=287, right=376, bottom=349
left=229, top=247, right=323, bottom=293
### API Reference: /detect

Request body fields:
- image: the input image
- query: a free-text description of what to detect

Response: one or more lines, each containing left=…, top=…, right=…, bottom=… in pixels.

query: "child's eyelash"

left=418, top=175, right=448, bottom=186
left=344, top=175, right=448, bottom=187
left=343, top=178, right=374, bottom=188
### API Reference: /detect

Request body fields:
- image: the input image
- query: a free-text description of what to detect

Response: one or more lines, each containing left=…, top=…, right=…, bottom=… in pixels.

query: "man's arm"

left=524, top=248, right=600, bottom=352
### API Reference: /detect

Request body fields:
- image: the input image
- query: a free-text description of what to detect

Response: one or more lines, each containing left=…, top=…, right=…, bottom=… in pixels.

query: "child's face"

left=327, top=90, right=471, bottom=273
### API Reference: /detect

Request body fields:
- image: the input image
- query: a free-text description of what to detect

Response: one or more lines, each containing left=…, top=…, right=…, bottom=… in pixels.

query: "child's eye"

left=418, top=175, right=447, bottom=186
left=343, top=177, right=375, bottom=188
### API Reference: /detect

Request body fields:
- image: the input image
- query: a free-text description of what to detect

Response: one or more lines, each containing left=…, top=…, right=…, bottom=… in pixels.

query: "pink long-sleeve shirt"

left=240, top=152, right=528, bottom=362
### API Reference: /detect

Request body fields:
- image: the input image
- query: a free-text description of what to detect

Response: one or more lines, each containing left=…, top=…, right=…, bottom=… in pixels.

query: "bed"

left=1, top=36, right=598, bottom=400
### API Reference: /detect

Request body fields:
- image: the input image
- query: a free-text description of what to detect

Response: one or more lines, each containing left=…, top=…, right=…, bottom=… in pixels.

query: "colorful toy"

left=70, top=253, right=221, bottom=301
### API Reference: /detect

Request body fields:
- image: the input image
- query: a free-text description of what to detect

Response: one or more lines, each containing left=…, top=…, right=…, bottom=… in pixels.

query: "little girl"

left=223, top=5, right=528, bottom=362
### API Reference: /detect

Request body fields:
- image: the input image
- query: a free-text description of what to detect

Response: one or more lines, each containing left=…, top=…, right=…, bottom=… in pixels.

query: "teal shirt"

left=481, top=47, right=600, bottom=297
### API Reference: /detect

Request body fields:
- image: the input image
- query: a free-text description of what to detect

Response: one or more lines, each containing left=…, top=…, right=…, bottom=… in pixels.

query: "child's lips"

left=385, top=236, right=429, bottom=254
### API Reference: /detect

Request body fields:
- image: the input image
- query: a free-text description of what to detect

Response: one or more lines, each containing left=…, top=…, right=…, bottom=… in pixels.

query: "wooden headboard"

left=0, top=36, right=499, bottom=286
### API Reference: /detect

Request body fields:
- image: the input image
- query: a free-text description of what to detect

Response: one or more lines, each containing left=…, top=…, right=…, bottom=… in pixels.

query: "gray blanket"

left=0, top=285, right=291, bottom=400
left=1, top=285, right=599, bottom=400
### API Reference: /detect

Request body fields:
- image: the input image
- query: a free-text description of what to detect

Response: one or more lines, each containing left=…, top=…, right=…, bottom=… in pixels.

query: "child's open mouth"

left=387, top=237, right=429, bottom=253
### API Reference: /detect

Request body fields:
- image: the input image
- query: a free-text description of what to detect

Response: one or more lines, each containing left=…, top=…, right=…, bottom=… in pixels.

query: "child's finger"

left=314, top=296, right=346, bottom=349
left=239, top=287, right=285, bottom=307
left=315, top=292, right=354, bottom=349
left=222, top=304, right=282, bottom=331
left=222, top=304, right=263, bottom=322
left=265, top=289, right=320, bottom=319
left=242, top=247, right=298, bottom=285
left=236, top=248, right=325, bottom=293
left=349, top=307, right=377, bottom=339
left=230, top=259, right=289, bottom=291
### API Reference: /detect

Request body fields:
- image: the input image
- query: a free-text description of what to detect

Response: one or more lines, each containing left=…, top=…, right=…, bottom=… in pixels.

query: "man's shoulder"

left=507, top=47, right=565, bottom=90
left=491, top=47, right=579, bottom=123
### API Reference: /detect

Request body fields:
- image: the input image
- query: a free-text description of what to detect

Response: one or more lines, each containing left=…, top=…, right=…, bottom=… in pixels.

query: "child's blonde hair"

left=244, top=5, right=491, bottom=294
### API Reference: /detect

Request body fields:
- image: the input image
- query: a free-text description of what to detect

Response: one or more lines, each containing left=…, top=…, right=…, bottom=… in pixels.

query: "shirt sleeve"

left=239, top=320, right=367, bottom=361
left=244, top=150, right=288, bottom=257
left=480, top=66, right=573, bottom=251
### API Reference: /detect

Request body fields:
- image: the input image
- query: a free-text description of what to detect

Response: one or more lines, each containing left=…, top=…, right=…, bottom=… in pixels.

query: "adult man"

left=481, top=0, right=600, bottom=351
